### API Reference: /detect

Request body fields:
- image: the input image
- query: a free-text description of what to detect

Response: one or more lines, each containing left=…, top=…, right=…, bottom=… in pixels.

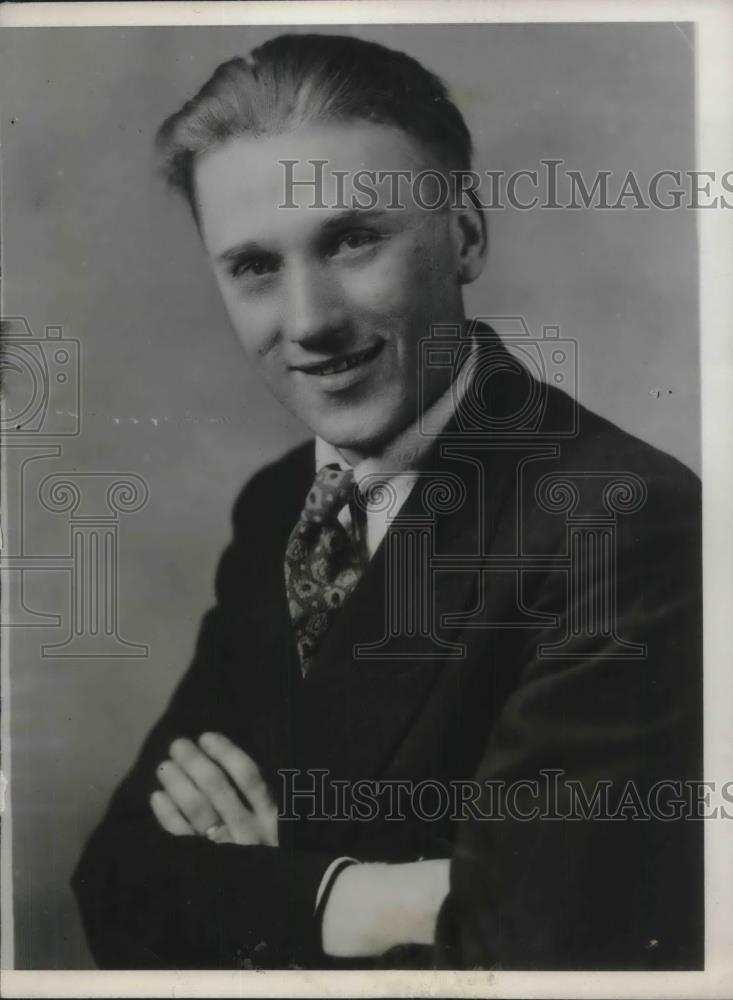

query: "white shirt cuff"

left=314, top=856, right=359, bottom=913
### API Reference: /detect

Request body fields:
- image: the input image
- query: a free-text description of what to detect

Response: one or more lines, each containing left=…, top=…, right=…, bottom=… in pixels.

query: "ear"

left=450, top=198, right=488, bottom=285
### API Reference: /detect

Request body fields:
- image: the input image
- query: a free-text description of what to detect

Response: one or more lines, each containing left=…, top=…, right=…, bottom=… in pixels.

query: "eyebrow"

left=215, top=208, right=391, bottom=265
left=216, top=241, right=275, bottom=266
left=318, top=208, right=390, bottom=234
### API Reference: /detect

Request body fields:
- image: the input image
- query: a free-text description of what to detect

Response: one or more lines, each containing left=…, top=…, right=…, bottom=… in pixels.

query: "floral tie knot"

left=302, top=464, right=355, bottom=525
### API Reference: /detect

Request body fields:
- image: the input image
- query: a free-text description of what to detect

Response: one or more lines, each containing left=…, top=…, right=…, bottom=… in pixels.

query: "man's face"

left=195, top=120, right=472, bottom=459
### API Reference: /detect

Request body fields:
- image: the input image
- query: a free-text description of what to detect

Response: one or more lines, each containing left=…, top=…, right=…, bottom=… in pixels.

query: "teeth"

left=314, top=347, right=372, bottom=376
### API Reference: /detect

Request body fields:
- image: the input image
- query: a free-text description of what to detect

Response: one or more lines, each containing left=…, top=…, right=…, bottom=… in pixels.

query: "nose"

left=281, top=258, right=347, bottom=347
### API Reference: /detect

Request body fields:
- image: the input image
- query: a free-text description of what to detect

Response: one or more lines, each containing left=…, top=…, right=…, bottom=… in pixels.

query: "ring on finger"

left=204, top=821, right=228, bottom=842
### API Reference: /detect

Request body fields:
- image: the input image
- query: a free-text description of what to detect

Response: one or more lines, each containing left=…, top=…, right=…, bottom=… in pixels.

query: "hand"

left=321, top=858, right=450, bottom=957
left=150, top=732, right=278, bottom=847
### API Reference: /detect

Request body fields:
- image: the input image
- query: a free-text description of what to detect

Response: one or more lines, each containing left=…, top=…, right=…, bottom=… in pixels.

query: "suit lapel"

left=292, top=410, right=508, bottom=787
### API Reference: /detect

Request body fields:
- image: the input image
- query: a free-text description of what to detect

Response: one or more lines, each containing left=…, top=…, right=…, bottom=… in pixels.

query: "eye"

left=331, top=229, right=381, bottom=255
left=229, top=255, right=279, bottom=280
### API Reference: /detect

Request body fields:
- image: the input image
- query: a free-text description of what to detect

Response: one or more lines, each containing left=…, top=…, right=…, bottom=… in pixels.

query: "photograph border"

left=1, top=1, right=731, bottom=997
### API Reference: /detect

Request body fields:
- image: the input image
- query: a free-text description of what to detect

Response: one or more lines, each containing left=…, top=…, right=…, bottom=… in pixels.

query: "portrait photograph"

left=0, top=2, right=731, bottom=998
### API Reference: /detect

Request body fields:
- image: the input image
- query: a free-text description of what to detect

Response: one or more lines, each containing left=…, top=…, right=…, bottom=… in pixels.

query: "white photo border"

left=1, top=1, right=731, bottom=997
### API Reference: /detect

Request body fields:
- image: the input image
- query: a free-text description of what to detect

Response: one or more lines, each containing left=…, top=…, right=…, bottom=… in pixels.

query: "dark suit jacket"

left=72, top=335, right=703, bottom=971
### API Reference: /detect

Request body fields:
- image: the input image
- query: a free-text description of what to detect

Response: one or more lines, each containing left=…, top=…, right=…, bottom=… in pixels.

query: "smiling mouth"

left=294, top=341, right=384, bottom=377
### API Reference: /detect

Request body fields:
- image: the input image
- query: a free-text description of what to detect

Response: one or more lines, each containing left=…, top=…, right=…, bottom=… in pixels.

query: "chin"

left=300, top=387, right=416, bottom=452
left=319, top=415, right=406, bottom=458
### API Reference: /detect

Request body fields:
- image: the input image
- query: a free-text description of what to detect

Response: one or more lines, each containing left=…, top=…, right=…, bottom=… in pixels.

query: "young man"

left=72, top=34, right=703, bottom=971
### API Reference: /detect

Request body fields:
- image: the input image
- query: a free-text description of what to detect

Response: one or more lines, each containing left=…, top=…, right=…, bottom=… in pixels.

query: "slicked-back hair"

left=155, top=33, right=473, bottom=221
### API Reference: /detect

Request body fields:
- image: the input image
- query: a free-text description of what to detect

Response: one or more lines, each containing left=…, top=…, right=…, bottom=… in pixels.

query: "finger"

left=169, top=738, right=261, bottom=846
left=199, top=732, right=278, bottom=846
left=149, top=789, right=195, bottom=837
left=156, top=759, right=220, bottom=836
left=204, top=821, right=236, bottom=845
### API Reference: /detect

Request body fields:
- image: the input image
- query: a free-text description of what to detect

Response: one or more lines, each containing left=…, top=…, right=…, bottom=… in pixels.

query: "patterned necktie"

left=284, top=464, right=368, bottom=675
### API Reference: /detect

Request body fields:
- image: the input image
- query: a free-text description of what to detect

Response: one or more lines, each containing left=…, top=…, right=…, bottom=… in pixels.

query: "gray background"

left=0, top=23, right=698, bottom=968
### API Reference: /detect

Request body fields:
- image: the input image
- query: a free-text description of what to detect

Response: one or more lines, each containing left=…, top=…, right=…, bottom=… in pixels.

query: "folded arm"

left=71, top=606, right=338, bottom=969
